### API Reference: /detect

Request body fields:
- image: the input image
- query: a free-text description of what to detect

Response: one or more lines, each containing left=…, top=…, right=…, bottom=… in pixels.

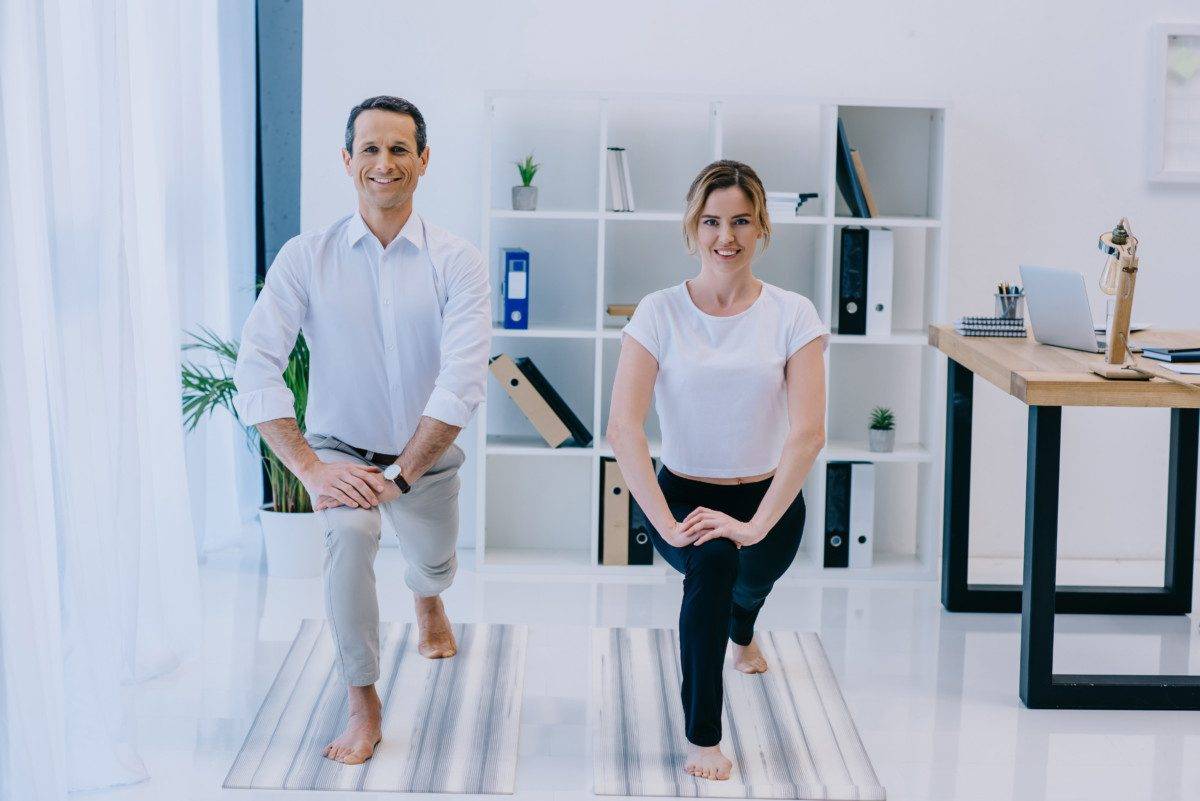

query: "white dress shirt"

left=232, top=211, right=491, bottom=454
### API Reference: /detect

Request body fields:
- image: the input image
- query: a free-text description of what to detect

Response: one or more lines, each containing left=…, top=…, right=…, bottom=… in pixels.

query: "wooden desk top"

left=928, top=325, right=1200, bottom=408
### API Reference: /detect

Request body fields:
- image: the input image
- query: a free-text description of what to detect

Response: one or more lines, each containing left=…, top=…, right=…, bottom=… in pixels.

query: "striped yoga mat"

left=224, top=619, right=527, bottom=794
left=593, top=628, right=885, bottom=800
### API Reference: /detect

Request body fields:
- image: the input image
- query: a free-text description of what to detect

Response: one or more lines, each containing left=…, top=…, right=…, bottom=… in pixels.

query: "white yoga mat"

left=593, top=627, right=886, bottom=800
left=225, top=619, right=527, bottom=794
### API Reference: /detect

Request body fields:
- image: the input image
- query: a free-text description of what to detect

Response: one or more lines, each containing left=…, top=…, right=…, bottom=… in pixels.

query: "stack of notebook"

left=1141, top=345, right=1200, bottom=362
left=954, top=315, right=1027, bottom=338
left=1141, top=345, right=1200, bottom=374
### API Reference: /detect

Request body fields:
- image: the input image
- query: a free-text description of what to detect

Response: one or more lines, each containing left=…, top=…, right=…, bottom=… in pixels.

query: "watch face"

left=383, top=464, right=400, bottom=480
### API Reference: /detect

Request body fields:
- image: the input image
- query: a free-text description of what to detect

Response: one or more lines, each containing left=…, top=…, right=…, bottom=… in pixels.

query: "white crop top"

left=622, top=281, right=828, bottom=478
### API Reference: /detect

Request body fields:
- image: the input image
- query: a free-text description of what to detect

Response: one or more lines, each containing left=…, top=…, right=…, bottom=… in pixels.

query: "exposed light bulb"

left=1098, top=222, right=1128, bottom=296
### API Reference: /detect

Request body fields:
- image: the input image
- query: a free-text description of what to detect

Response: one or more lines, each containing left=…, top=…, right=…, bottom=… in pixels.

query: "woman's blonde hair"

left=682, top=160, right=771, bottom=254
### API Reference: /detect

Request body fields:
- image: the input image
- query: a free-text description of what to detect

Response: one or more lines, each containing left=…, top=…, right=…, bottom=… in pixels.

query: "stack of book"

left=766, top=191, right=818, bottom=217
left=606, top=302, right=638, bottom=320
left=606, top=147, right=635, bottom=212
left=954, top=315, right=1027, bottom=337
left=1141, top=345, right=1200, bottom=374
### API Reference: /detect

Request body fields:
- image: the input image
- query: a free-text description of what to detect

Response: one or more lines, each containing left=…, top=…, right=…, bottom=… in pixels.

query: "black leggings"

left=637, top=465, right=806, bottom=747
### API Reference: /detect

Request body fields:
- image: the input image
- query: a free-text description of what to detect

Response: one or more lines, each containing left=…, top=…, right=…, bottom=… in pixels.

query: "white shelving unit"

left=476, top=92, right=949, bottom=583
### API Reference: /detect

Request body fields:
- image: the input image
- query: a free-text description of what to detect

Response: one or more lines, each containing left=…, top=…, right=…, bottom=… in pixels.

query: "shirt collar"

left=397, top=211, right=425, bottom=251
left=346, top=211, right=425, bottom=252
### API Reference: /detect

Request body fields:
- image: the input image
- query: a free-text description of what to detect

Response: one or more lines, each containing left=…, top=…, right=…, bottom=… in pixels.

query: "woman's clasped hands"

left=669, top=507, right=765, bottom=549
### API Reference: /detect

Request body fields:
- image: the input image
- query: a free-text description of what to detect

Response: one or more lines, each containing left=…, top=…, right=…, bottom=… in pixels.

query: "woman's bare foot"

left=733, top=636, right=768, bottom=674
left=684, top=744, right=733, bottom=780
left=414, top=593, right=457, bottom=659
left=323, top=684, right=382, bottom=764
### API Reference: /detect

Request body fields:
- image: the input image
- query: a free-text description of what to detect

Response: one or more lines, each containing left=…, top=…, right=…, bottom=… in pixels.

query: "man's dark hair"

left=344, top=96, right=427, bottom=155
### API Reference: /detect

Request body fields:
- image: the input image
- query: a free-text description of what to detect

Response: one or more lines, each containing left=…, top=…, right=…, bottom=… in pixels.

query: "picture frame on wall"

left=1148, top=22, right=1200, bottom=183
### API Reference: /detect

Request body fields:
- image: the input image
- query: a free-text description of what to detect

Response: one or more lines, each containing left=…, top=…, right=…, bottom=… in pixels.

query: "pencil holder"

left=994, top=292, right=1024, bottom=320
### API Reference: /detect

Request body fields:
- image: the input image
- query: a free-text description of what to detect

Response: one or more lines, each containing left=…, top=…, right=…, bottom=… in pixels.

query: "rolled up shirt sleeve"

left=421, top=245, right=491, bottom=427
left=232, top=240, right=308, bottom=426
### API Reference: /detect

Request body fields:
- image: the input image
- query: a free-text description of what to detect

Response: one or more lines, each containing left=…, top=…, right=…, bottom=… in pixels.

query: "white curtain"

left=0, top=1, right=255, bottom=798
left=177, top=1, right=260, bottom=557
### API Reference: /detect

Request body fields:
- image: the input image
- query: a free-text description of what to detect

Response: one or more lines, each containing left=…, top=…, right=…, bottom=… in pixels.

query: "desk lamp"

left=1090, top=222, right=1200, bottom=393
left=1091, top=218, right=1141, bottom=379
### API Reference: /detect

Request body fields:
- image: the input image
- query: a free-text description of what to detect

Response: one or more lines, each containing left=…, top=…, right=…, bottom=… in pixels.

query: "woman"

left=606, top=160, right=828, bottom=781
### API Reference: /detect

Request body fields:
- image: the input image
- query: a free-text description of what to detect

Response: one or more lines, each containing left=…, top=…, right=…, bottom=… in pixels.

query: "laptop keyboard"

left=1097, top=338, right=1143, bottom=351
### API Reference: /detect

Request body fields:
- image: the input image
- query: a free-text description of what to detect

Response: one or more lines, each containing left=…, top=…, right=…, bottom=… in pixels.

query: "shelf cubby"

left=483, top=454, right=593, bottom=562
left=603, top=218, right=695, bottom=313
left=793, top=460, right=922, bottom=575
left=485, top=335, right=595, bottom=446
left=488, top=95, right=601, bottom=213
left=835, top=105, right=945, bottom=220
left=489, top=218, right=597, bottom=330
left=829, top=224, right=933, bottom=337
left=826, top=343, right=927, bottom=451
left=605, top=97, right=716, bottom=213
left=719, top=100, right=828, bottom=218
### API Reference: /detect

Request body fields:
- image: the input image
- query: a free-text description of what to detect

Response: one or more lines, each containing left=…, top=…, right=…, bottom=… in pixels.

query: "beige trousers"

left=306, top=433, right=465, bottom=686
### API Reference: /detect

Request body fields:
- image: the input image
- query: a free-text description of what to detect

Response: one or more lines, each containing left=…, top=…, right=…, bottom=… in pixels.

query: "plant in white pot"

left=181, top=327, right=325, bottom=578
left=868, top=406, right=896, bottom=453
left=512, top=153, right=539, bottom=211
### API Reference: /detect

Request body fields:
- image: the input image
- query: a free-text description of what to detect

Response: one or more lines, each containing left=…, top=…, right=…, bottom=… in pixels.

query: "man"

left=232, top=96, right=490, bottom=765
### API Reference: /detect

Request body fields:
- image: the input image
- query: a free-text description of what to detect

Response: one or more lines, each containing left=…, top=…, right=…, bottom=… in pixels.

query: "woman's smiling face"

left=694, top=186, right=761, bottom=273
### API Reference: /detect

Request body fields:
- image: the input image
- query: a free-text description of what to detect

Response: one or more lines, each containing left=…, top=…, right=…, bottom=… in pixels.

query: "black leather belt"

left=343, top=444, right=400, bottom=468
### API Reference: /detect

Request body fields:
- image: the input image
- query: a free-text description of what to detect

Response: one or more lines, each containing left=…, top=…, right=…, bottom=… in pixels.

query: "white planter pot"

left=259, top=504, right=326, bottom=578
left=868, top=428, right=895, bottom=453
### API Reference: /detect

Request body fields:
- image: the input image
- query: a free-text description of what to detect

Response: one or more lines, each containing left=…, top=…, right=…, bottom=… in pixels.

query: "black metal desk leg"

left=941, top=359, right=1061, bottom=612
left=1019, top=405, right=1200, bottom=709
left=1019, top=405, right=1061, bottom=707
left=941, top=359, right=974, bottom=611
left=1164, top=408, right=1198, bottom=608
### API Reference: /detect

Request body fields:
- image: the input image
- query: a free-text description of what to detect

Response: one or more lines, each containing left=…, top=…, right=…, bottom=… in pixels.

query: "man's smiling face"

left=342, top=109, right=429, bottom=212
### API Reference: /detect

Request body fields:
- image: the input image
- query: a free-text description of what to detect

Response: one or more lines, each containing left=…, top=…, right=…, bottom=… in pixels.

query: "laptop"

left=1018, top=264, right=1143, bottom=353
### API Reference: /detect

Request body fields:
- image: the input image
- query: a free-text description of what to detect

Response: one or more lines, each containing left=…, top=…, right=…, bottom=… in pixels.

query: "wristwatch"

left=382, top=463, right=411, bottom=494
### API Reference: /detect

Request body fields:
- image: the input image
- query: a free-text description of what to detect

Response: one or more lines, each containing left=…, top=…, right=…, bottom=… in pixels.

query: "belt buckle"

left=364, top=450, right=376, bottom=461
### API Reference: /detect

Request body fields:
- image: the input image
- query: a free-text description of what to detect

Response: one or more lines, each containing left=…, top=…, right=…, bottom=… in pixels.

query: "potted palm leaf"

left=512, top=153, right=539, bottom=211
left=868, top=406, right=896, bottom=453
left=181, top=326, right=324, bottom=578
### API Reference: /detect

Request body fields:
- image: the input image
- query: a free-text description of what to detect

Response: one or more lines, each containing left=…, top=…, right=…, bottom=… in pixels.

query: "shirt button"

left=387, top=344, right=395, bottom=351
left=383, top=298, right=390, bottom=305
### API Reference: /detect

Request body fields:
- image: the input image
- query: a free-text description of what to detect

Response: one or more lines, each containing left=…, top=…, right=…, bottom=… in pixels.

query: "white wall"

left=301, top=0, right=1200, bottom=560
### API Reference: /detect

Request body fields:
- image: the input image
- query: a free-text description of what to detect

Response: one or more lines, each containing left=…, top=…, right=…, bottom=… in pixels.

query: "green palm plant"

left=181, top=325, right=313, bottom=513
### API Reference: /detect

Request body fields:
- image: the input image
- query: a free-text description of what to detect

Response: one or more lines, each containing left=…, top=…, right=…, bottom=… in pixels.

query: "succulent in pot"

left=868, top=406, right=895, bottom=453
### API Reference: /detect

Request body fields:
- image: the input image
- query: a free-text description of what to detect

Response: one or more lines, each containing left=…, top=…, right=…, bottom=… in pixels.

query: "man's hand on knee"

left=302, top=460, right=393, bottom=509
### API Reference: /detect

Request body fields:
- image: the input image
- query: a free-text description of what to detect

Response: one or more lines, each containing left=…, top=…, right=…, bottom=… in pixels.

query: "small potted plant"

left=868, top=406, right=895, bottom=453
left=512, top=153, right=539, bottom=211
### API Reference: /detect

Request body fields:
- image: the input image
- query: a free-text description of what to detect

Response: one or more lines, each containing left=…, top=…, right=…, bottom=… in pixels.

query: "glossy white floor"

left=103, top=548, right=1200, bottom=801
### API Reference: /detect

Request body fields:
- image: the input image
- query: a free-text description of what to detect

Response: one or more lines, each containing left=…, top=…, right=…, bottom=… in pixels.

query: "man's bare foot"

left=733, top=636, right=768, bottom=674
left=684, top=744, right=732, bottom=780
left=323, top=684, right=382, bottom=765
left=414, top=593, right=457, bottom=659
